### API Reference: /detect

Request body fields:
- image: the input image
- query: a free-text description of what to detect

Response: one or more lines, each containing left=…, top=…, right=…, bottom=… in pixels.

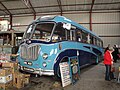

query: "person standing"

left=112, top=45, right=119, bottom=63
left=104, top=44, right=110, bottom=53
left=104, top=47, right=114, bottom=81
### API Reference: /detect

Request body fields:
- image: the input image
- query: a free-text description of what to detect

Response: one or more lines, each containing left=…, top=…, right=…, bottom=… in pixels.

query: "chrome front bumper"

left=19, top=65, right=54, bottom=76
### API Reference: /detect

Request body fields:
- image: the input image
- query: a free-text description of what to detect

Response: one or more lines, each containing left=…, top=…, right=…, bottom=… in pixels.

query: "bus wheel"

left=54, top=57, right=69, bottom=80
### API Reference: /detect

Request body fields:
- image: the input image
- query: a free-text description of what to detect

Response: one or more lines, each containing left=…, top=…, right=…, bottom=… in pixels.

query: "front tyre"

left=54, top=57, right=69, bottom=80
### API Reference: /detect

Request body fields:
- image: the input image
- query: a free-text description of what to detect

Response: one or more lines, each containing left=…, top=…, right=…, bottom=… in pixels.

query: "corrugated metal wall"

left=11, top=12, right=120, bottom=47
left=12, top=16, right=34, bottom=31
left=64, top=13, right=90, bottom=29
left=92, top=12, right=120, bottom=47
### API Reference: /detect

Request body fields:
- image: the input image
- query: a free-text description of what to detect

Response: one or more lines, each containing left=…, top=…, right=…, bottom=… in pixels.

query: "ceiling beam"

left=28, top=0, right=36, bottom=14
left=89, top=0, right=95, bottom=31
left=57, top=0, right=63, bottom=16
left=90, top=0, right=95, bottom=12
left=1, top=0, right=21, bottom=2
left=0, top=9, right=8, bottom=15
left=28, top=0, right=36, bottom=19
left=4, top=2, right=120, bottom=11
left=0, top=1, right=12, bottom=15
left=8, top=9, right=120, bottom=16
left=21, top=0, right=36, bottom=18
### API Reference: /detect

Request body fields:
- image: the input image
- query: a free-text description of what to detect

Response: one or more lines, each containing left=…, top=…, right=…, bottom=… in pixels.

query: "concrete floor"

left=16, top=60, right=120, bottom=90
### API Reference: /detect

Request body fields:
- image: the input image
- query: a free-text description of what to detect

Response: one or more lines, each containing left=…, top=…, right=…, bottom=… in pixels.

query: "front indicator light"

left=42, top=62, right=47, bottom=67
left=26, top=39, right=31, bottom=44
left=42, top=53, right=48, bottom=60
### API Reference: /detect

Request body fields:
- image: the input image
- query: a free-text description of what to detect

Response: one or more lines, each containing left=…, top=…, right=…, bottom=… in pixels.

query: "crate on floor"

left=13, top=72, right=25, bottom=89
left=2, top=62, right=18, bottom=74
left=24, top=74, right=30, bottom=85
left=0, top=81, right=13, bottom=90
left=13, top=72, right=30, bottom=89
left=0, top=68, right=12, bottom=84
left=0, top=68, right=13, bottom=90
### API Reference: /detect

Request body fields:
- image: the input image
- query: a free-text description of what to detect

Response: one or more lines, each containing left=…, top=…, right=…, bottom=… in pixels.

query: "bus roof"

left=35, top=15, right=101, bottom=40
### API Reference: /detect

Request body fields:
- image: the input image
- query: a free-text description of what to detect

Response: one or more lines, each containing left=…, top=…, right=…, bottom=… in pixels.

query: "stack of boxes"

left=13, top=72, right=26, bottom=89
left=13, top=72, right=30, bottom=89
left=0, top=68, right=13, bottom=90
left=0, top=53, right=11, bottom=63
left=0, top=62, right=30, bottom=90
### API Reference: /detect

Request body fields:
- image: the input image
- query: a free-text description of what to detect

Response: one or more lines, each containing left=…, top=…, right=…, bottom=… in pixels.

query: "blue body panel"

left=18, top=41, right=103, bottom=71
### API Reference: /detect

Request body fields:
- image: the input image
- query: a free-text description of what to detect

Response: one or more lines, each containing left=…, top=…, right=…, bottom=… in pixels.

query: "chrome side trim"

left=19, top=66, right=54, bottom=76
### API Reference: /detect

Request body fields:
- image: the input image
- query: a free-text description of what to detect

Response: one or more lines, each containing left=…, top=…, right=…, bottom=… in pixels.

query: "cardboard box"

left=24, top=74, right=30, bottom=85
left=0, top=68, right=12, bottom=76
left=0, top=74, right=12, bottom=84
left=2, top=62, right=18, bottom=73
left=13, top=72, right=24, bottom=89
left=0, top=81, right=12, bottom=90
left=0, top=68, right=12, bottom=84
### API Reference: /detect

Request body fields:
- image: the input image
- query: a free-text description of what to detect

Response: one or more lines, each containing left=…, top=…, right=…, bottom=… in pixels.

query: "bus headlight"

left=42, top=53, right=48, bottom=60
left=27, top=62, right=32, bottom=65
left=42, top=62, right=47, bottom=67
left=24, top=61, right=32, bottom=65
left=24, top=61, right=27, bottom=64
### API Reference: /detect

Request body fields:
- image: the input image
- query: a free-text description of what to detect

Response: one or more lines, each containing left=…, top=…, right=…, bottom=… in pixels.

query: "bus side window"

left=52, top=35, right=60, bottom=42
left=70, top=30, right=76, bottom=41
left=93, top=37, right=97, bottom=45
left=97, top=39, right=100, bottom=46
left=76, top=30, right=82, bottom=42
left=52, top=23, right=66, bottom=42
left=101, top=41, right=103, bottom=47
left=90, top=35, right=93, bottom=44
left=81, top=30, right=88, bottom=43
left=66, top=30, right=70, bottom=41
left=87, top=34, right=90, bottom=44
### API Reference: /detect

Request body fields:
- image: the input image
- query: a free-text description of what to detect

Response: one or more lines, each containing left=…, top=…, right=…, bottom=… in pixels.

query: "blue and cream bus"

left=18, top=15, right=103, bottom=77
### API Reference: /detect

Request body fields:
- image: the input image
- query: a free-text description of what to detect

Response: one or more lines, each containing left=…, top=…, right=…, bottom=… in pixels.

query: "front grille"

left=20, top=44, right=39, bottom=60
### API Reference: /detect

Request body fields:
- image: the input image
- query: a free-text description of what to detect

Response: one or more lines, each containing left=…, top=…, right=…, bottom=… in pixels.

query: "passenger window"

left=100, top=41, right=103, bottom=47
left=87, top=34, right=90, bottom=44
left=97, top=39, right=100, bottom=46
left=66, top=30, right=76, bottom=41
left=76, top=30, right=82, bottom=42
left=66, top=30, right=71, bottom=40
left=93, top=38, right=97, bottom=45
left=70, top=30, right=75, bottom=41
left=52, top=23, right=66, bottom=42
left=97, top=39, right=103, bottom=47
left=90, top=35, right=94, bottom=44
left=81, top=31, right=88, bottom=43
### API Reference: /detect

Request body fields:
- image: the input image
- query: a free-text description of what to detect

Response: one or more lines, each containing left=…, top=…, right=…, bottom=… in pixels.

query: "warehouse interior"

left=0, top=0, right=120, bottom=90
left=0, top=0, right=120, bottom=47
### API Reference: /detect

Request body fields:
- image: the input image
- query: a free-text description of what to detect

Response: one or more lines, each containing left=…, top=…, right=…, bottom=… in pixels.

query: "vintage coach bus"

left=17, top=15, right=103, bottom=77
